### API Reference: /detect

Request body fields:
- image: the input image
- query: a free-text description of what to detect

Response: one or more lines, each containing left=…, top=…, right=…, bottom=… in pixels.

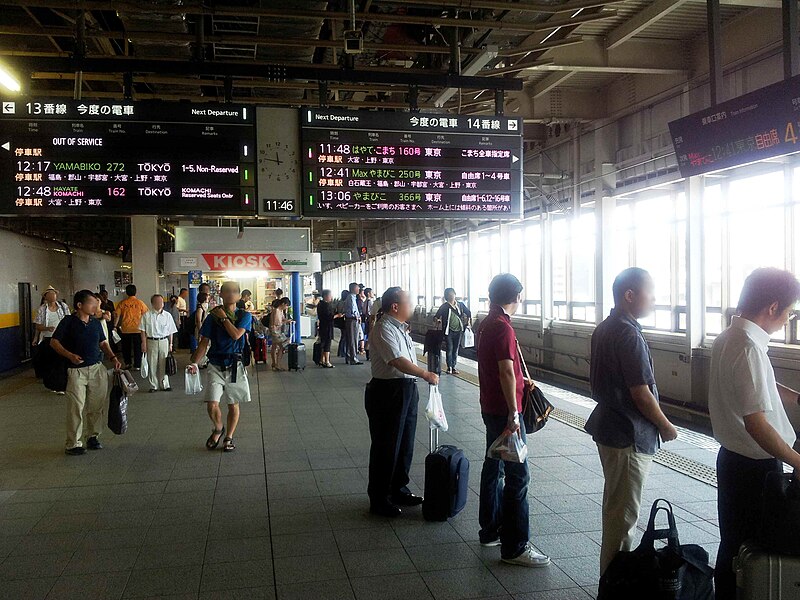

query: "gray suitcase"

left=735, top=542, right=800, bottom=599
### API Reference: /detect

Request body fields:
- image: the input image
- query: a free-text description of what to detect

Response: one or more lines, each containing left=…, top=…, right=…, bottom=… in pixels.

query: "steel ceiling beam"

left=0, top=0, right=616, bottom=34
left=0, top=23, right=483, bottom=56
left=13, top=56, right=524, bottom=90
left=371, top=0, right=627, bottom=14
left=605, top=0, right=690, bottom=50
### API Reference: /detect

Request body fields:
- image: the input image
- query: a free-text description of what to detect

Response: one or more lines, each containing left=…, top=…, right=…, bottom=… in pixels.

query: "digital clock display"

left=301, top=108, right=523, bottom=219
left=0, top=100, right=256, bottom=216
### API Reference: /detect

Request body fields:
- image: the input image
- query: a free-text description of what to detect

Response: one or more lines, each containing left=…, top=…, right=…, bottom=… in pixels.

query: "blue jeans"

left=479, top=413, right=529, bottom=559
left=445, top=331, right=462, bottom=370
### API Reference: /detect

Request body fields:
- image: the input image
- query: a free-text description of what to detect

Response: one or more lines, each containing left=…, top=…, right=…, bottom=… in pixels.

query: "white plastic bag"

left=487, top=428, right=528, bottom=463
left=110, top=329, right=122, bottom=344
left=140, top=353, right=149, bottom=378
left=462, top=328, right=475, bottom=349
left=185, top=369, right=203, bottom=395
left=425, top=384, right=448, bottom=432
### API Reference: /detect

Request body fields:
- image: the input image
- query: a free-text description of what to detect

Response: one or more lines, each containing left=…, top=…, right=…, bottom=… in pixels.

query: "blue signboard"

left=669, top=75, right=800, bottom=178
left=188, top=270, right=203, bottom=288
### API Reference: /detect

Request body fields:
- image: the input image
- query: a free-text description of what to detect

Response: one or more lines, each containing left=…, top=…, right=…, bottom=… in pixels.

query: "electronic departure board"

left=0, top=100, right=256, bottom=216
left=301, top=109, right=523, bottom=219
left=669, top=74, right=800, bottom=178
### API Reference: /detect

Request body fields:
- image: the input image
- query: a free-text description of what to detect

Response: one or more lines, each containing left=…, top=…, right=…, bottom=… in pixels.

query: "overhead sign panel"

left=163, top=251, right=322, bottom=274
left=0, top=100, right=256, bottom=216
left=301, top=108, right=523, bottom=219
left=669, top=75, right=800, bottom=178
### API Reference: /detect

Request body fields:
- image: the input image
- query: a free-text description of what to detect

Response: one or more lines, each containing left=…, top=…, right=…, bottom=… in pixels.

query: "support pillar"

left=686, top=176, right=705, bottom=350
left=291, top=271, right=302, bottom=343
left=131, top=216, right=159, bottom=300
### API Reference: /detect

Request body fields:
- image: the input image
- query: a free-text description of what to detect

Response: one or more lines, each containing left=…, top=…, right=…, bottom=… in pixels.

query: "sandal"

left=222, top=437, right=236, bottom=452
left=206, top=427, right=224, bottom=451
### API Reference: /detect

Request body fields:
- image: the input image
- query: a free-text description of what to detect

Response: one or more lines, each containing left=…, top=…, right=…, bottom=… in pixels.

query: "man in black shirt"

left=51, top=290, right=121, bottom=456
left=585, top=268, right=678, bottom=576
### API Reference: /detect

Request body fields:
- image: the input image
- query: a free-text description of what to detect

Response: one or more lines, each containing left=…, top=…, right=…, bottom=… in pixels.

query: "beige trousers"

left=65, top=362, right=108, bottom=449
left=597, top=443, right=654, bottom=575
left=145, top=337, right=170, bottom=391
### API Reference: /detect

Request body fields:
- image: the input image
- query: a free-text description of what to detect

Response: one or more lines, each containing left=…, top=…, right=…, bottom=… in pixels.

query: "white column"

left=467, top=230, right=480, bottom=313
left=685, top=176, right=705, bottom=350
left=131, top=216, right=160, bottom=300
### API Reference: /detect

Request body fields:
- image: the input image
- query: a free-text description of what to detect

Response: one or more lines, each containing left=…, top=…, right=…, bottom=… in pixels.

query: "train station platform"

left=0, top=352, right=720, bottom=600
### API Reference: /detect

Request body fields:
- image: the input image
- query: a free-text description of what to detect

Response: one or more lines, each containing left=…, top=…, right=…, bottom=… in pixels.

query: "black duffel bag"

left=516, top=340, right=553, bottom=434
left=41, top=342, right=68, bottom=393
left=758, top=470, right=800, bottom=555
left=598, top=499, right=714, bottom=600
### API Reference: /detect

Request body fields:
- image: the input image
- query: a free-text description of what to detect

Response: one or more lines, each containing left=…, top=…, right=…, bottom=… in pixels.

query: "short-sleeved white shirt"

left=708, top=316, right=796, bottom=459
left=369, top=315, right=417, bottom=379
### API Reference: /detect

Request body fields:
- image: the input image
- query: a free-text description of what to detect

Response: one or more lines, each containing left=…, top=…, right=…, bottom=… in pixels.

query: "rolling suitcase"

left=736, top=542, right=800, bottom=599
left=313, top=340, right=323, bottom=365
left=253, top=337, right=269, bottom=364
left=422, top=428, right=469, bottom=522
left=288, top=324, right=306, bottom=371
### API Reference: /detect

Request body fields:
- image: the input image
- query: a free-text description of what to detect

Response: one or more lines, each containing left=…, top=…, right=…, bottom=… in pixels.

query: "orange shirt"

left=116, top=297, right=149, bottom=334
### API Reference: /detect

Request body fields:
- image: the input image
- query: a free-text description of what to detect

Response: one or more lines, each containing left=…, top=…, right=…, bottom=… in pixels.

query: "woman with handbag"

left=434, top=288, right=472, bottom=375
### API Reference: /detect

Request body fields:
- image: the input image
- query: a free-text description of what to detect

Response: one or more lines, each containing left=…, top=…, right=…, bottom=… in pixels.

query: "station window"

left=524, top=221, right=542, bottom=317
left=450, top=238, right=468, bottom=306
left=615, top=192, right=685, bottom=332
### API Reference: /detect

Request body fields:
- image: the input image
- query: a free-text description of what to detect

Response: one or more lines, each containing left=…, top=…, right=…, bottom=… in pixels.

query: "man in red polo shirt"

left=476, top=273, right=551, bottom=568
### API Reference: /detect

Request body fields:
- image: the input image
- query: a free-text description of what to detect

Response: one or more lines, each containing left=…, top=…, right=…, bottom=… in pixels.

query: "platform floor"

left=0, top=350, right=721, bottom=600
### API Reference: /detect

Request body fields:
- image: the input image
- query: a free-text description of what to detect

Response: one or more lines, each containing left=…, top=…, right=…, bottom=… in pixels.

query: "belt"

left=147, top=336, right=168, bottom=340
left=209, top=354, right=242, bottom=383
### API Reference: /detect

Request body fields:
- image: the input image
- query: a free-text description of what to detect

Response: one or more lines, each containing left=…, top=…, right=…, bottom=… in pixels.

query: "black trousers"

left=120, top=332, right=142, bottom=368
left=715, top=446, right=782, bottom=599
left=364, top=378, right=419, bottom=505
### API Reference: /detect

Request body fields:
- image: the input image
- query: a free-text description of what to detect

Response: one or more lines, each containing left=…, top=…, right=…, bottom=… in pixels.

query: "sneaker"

left=65, top=446, right=86, bottom=456
left=480, top=538, right=502, bottom=547
left=87, top=436, right=103, bottom=450
left=502, top=543, right=551, bottom=568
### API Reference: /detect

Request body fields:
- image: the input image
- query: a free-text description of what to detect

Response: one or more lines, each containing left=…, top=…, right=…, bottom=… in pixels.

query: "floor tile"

left=62, top=546, right=139, bottom=575
left=341, top=547, right=417, bottom=577
left=0, top=551, right=72, bottom=580
left=200, top=559, right=274, bottom=592
left=276, top=579, right=354, bottom=600
left=421, top=567, right=506, bottom=600
left=273, top=553, right=346, bottom=585
left=350, top=573, right=433, bottom=600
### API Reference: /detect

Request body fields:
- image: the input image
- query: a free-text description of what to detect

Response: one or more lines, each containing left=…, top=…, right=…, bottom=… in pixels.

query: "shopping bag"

left=165, top=353, right=177, bottom=377
left=487, top=428, right=528, bottom=463
left=140, top=353, right=149, bottom=378
left=185, top=368, right=203, bottom=395
left=425, top=384, right=449, bottom=432
left=599, top=499, right=714, bottom=600
left=462, top=328, right=475, bottom=349
left=117, top=370, right=139, bottom=395
left=107, top=371, right=129, bottom=435
left=110, top=329, right=122, bottom=344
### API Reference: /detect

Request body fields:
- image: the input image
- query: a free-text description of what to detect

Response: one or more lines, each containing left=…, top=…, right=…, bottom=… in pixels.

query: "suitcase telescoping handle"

left=429, top=427, right=438, bottom=454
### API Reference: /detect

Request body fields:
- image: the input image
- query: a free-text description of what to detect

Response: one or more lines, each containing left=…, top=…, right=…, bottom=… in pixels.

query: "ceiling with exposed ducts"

left=0, top=0, right=784, bottom=257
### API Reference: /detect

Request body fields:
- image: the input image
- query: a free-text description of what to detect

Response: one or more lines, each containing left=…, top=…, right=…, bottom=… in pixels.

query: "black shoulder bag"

left=516, top=339, right=553, bottom=434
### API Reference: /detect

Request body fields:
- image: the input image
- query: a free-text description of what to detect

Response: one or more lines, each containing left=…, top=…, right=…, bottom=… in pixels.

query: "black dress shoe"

left=65, top=446, right=86, bottom=456
left=87, top=436, right=103, bottom=450
left=391, top=493, right=423, bottom=506
left=369, top=502, right=402, bottom=517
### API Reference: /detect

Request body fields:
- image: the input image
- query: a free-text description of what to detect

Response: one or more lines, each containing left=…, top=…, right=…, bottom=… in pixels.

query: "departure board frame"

left=301, top=108, right=523, bottom=219
left=0, top=100, right=257, bottom=216
left=668, top=74, right=800, bottom=178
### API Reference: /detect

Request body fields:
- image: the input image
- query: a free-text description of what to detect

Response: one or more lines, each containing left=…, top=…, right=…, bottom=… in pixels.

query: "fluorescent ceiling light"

left=433, top=45, right=499, bottom=108
left=540, top=27, right=561, bottom=44
left=0, top=63, right=21, bottom=92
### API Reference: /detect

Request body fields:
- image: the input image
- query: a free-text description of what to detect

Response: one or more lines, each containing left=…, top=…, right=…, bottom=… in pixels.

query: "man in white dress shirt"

left=140, top=294, right=178, bottom=393
left=708, top=267, right=800, bottom=597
